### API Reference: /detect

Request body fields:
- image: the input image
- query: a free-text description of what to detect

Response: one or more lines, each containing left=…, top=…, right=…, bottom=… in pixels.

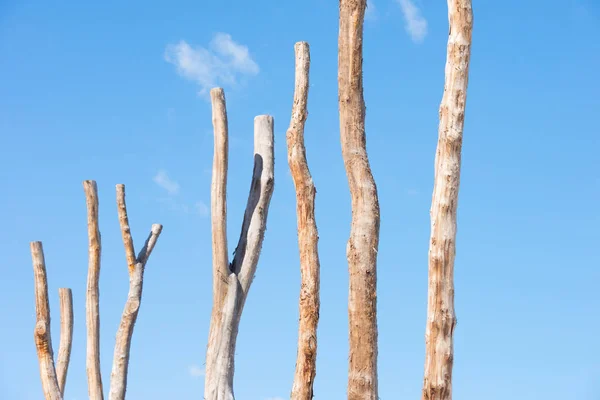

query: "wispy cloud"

left=165, top=33, right=259, bottom=96
left=189, top=364, right=205, bottom=378
left=154, top=170, right=180, bottom=195
left=396, top=0, right=428, bottom=43
left=153, top=170, right=209, bottom=217
left=366, top=0, right=377, bottom=21
left=407, top=188, right=419, bottom=196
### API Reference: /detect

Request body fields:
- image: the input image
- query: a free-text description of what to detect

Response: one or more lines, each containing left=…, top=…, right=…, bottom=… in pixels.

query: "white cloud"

left=396, top=0, right=428, bottom=43
left=165, top=33, right=259, bottom=96
left=366, top=0, right=377, bottom=20
left=153, top=170, right=180, bottom=195
left=189, top=364, right=205, bottom=378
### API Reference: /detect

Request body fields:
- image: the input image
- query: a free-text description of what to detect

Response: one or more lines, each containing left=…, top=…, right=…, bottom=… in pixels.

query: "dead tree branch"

left=286, top=41, right=321, bottom=400
left=83, top=180, right=104, bottom=400
left=57, top=288, right=73, bottom=396
left=339, top=1, right=381, bottom=399
left=109, top=184, right=163, bottom=400
left=422, top=1, right=473, bottom=400
left=204, top=102, right=275, bottom=400
left=205, top=87, right=231, bottom=392
left=31, top=241, right=63, bottom=400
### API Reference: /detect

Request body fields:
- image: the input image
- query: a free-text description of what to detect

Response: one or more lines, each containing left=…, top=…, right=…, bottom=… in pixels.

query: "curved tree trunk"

left=287, top=41, right=321, bottom=400
left=338, top=1, right=381, bottom=399
left=422, top=1, right=473, bottom=400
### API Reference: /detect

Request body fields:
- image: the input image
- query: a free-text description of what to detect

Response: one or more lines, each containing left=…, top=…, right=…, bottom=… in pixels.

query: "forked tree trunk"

left=31, top=242, right=63, bottom=400
left=83, top=180, right=104, bottom=400
left=422, top=1, right=473, bottom=400
left=109, top=185, right=163, bottom=400
left=205, top=88, right=275, bottom=400
left=56, top=288, right=73, bottom=396
left=286, top=41, right=321, bottom=400
left=338, top=1, right=381, bottom=399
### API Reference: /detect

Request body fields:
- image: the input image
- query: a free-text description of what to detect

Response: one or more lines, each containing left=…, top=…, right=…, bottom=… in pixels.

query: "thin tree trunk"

left=109, top=184, right=163, bottom=400
left=204, top=111, right=275, bottom=400
left=57, top=288, right=73, bottom=396
left=205, top=87, right=230, bottom=394
left=31, top=241, right=63, bottom=400
left=422, top=1, right=473, bottom=400
left=338, top=1, right=380, bottom=399
left=83, top=180, right=104, bottom=400
left=287, top=41, right=321, bottom=400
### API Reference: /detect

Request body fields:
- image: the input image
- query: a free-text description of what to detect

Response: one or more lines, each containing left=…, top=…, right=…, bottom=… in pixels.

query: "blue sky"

left=1, top=0, right=599, bottom=399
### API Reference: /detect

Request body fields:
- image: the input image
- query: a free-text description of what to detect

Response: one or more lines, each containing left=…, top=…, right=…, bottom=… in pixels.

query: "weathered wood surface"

left=204, top=104, right=275, bottom=400
left=338, top=1, right=381, bottom=399
left=83, top=180, right=104, bottom=400
left=57, top=288, right=73, bottom=396
left=422, top=1, right=473, bottom=400
left=31, top=241, right=63, bottom=400
left=286, top=41, right=321, bottom=400
left=109, top=184, right=163, bottom=400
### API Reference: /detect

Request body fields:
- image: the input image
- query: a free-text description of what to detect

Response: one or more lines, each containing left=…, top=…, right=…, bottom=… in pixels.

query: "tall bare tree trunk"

left=83, top=180, right=104, bottom=400
left=204, top=91, right=275, bottom=400
left=109, top=184, right=163, bottom=400
left=338, top=1, right=380, bottom=399
left=57, top=288, right=73, bottom=396
left=31, top=242, right=63, bottom=400
left=422, top=1, right=473, bottom=400
left=287, top=41, right=321, bottom=400
left=205, top=88, right=230, bottom=394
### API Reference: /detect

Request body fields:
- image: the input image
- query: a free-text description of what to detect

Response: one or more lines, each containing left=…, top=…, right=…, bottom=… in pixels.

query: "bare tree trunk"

left=83, top=180, right=104, bottom=400
left=57, top=288, right=73, bottom=396
left=109, top=184, right=163, bottom=400
left=204, top=105, right=275, bottom=400
left=422, top=1, right=473, bottom=400
left=338, top=1, right=380, bottom=399
left=287, top=41, right=321, bottom=400
left=31, top=241, right=63, bottom=400
left=205, top=87, right=230, bottom=393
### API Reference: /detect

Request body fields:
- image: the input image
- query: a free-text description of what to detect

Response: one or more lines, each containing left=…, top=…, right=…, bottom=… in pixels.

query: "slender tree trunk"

left=205, top=88, right=231, bottom=394
left=110, top=184, right=163, bottom=400
left=31, top=242, right=63, bottom=400
left=422, top=2, right=473, bottom=400
left=83, top=180, right=104, bottom=400
left=338, top=1, right=380, bottom=399
left=204, top=102, right=275, bottom=400
left=287, top=41, right=321, bottom=400
left=57, top=288, right=73, bottom=396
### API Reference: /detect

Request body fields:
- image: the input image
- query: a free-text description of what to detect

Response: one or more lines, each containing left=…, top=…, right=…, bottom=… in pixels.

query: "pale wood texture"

left=31, top=241, right=63, bottom=400
left=338, top=1, right=380, bottom=399
left=57, top=288, right=73, bottom=396
left=109, top=184, right=163, bottom=400
left=205, top=87, right=230, bottom=393
left=422, top=1, right=473, bottom=400
left=204, top=109, right=275, bottom=400
left=286, top=41, right=321, bottom=400
left=83, top=180, right=104, bottom=400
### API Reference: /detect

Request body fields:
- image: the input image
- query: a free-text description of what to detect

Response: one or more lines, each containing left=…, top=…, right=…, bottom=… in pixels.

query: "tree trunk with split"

left=422, top=1, right=473, bottom=400
left=204, top=88, right=275, bottom=400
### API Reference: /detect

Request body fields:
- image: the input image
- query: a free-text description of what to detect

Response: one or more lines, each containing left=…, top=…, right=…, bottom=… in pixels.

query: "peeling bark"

left=422, top=2, right=473, bottom=400
left=109, top=184, right=163, bottom=400
left=83, top=180, right=104, bottom=400
left=287, top=41, right=321, bottom=400
left=57, top=288, right=73, bottom=396
left=204, top=103, right=275, bottom=400
left=31, top=241, right=63, bottom=400
left=338, top=1, right=380, bottom=399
